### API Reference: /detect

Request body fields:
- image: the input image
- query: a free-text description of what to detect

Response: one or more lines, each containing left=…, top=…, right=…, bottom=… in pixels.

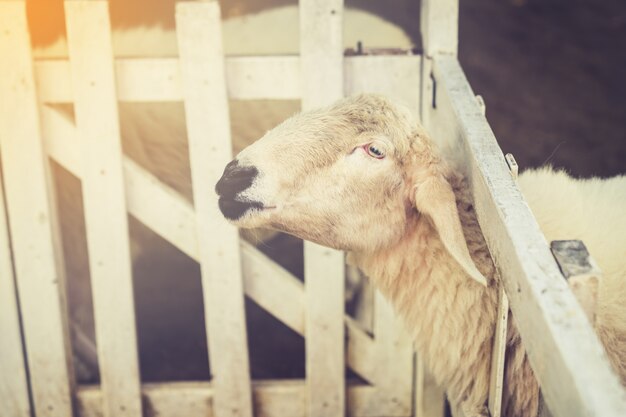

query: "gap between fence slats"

left=64, top=1, right=143, bottom=417
left=0, top=3, right=74, bottom=417
left=34, top=55, right=421, bottom=103
left=431, top=54, right=626, bottom=417
left=300, top=0, right=346, bottom=416
left=175, top=2, right=253, bottom=417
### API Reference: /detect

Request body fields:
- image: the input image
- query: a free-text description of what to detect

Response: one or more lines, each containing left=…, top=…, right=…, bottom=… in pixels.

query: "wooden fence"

left=1, top=1, right=625, bottom=417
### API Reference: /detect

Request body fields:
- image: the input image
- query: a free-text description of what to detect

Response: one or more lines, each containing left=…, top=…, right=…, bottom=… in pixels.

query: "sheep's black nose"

left=215, top=159, right=258, bottom=198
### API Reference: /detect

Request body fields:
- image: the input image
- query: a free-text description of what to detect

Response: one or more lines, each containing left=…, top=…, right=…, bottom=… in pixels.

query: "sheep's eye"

left=366, top=143, right=386, bottom=159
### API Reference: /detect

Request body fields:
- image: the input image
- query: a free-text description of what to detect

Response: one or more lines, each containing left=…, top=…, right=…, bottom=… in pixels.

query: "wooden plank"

left=489, top=143, right=509, bottom=417
left=35, top=57, right=300, bottom=102
left=419, top=0, right=458, bottom=56
left=75, top=380, right=403, bottom=417
left=226, top=56, right=301, bottom=99
left=300, top=1, right=346, bottom=415
left=415, top=358, right=446, bottom=417
left=241, top=241, right=306, bottom=334
left=431, top=54, right=626, bottom=417
left=35, top=55, right=423, bottom=103
left=0, top=3, right=74, bottom=417
left=64, top=2, right=142, bottom=417
left=300, top=0, right=344, bottom=109
left=488, top=285, right=509, bottom=417
left=0, top=159, right=32, bottom=417
left=175, top=2, right=253, bottom=417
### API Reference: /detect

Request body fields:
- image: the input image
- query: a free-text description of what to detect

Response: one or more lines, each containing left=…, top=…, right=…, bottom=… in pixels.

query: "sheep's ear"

left=414, top=175, right=488, bottom=286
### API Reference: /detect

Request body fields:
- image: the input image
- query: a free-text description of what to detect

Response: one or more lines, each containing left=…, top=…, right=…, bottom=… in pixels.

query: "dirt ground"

left=24, top=0, right=626, bottom=385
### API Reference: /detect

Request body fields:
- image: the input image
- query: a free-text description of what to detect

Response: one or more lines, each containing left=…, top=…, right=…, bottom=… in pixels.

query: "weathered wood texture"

left=429, top=54, right=626, bottom=417
left=0, top=2, right=74, bottom=417
left=175, top=2, right=253, bottom=417
left=64, top=2, right=143, bottom=416
left=300, top=1, right=346, bottom=416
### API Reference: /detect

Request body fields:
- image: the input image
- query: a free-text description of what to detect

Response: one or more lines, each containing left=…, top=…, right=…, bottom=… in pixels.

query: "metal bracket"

left=505, top=153, right=518, bottom=180
left=550, top=240, right=602, bottom=325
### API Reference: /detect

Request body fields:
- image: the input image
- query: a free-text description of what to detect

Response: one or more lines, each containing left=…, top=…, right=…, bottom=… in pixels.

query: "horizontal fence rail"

left=34, top=55, right=421, bottom=104
left=74, top=381, right=408, bottom=417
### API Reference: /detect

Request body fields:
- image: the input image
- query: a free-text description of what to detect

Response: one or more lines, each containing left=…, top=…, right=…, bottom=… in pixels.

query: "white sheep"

left=215, top=93, right=626, bottom=417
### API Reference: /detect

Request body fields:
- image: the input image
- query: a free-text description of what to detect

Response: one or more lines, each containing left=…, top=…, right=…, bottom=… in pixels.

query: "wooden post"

left=0, top=2, right=74, bottom=416
left=419, top=0, right=458, bottom=129
left=176, top=2, right=253, bottom=417
left=64, top=1, right=142, bottom=416
left=300, top=1, right=346, bottom=416
left=0, top=160, right=32, bottom=417
left=419, top=0, right=458, bottom=57
left=550, top=240, right=602, bottom=325
left=488, top=285, right=509, bottom=417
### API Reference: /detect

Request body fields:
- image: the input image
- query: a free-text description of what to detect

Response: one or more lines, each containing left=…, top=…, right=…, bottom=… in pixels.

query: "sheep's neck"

left=352, top=194, right=499, bottom=408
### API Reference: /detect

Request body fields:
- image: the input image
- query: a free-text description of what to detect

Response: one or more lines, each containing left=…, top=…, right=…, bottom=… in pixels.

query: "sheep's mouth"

left=218, top=197, right=270, bottom=221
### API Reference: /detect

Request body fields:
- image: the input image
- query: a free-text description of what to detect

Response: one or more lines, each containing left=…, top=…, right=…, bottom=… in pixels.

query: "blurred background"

left=22, top=0, right=626, bottom=385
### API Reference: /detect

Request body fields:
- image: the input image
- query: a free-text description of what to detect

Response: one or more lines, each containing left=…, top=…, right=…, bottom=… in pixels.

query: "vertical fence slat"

left=64, top=2, right=142, bottom=416
left=419, top=0, right=458, bottom=57
left=0, top=163, right=31, bottom=417
left=175, top=2, right=253, bottom=417
left=0, top=2, right=74, bottom=417
left=300, top=1, right=346, bottom=416
left=420, top=0, right=458, bottom=130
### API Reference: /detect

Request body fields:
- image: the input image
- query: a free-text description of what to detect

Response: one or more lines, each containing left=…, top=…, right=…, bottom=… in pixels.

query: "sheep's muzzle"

left=215, top=159, right=263, bottom=220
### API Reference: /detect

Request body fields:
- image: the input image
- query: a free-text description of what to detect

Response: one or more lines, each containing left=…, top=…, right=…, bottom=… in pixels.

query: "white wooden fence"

left=1, top=1, right=625, bottom=417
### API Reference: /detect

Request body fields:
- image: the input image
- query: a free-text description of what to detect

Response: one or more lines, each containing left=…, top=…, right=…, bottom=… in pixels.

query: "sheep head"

left=216, top=94, right=487, bottom=286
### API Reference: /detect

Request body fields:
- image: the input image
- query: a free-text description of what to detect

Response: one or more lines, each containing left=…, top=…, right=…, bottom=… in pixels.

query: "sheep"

left=215, top=93, right=626, bottom=417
